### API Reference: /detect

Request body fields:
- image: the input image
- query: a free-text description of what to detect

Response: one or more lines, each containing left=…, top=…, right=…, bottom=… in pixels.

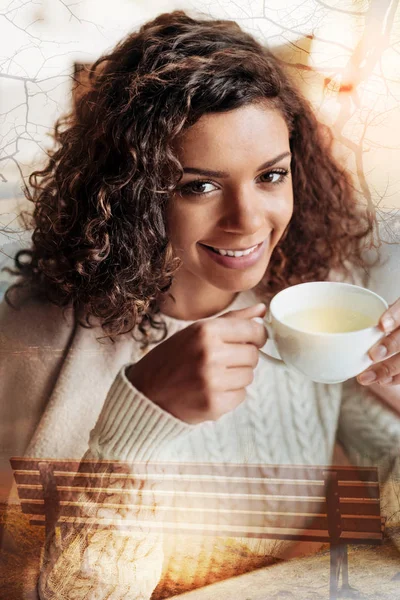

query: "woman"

left=1, top=9, right=400, bottom=600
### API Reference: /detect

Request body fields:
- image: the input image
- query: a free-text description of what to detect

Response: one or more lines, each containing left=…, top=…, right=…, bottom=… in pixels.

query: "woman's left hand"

left=358, top=299, right=400, bottom=386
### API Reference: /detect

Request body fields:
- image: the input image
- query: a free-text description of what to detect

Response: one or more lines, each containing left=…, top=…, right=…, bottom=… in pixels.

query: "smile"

left=199, top=235, right=270, bottom=270
left=207, top=244, right=259, bottom=257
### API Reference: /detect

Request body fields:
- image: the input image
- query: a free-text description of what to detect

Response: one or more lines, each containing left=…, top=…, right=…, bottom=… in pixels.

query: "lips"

left=200, top=242, right=260, bottom=254
left=201, top=244, right=257, bottom=255
left=198, top=237, right=269, bottom=270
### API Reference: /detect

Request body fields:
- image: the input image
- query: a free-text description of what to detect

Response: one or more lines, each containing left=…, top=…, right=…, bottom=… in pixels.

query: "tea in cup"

left=256, top=282, right=388, bottom=384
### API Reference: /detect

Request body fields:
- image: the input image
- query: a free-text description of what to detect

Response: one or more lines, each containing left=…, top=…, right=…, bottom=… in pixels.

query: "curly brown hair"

left=4, top=9, right=380, bottom=348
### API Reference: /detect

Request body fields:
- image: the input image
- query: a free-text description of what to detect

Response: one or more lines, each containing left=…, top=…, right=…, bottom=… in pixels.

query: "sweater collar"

left=158, top=288, right=262, bottom=330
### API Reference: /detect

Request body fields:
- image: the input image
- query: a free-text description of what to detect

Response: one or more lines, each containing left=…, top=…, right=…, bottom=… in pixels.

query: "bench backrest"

left=10, top=458, right=384, bottom=545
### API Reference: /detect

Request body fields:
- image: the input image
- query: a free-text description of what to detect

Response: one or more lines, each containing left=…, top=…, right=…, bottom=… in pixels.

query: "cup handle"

left=252, top=314, right=284, bottom=365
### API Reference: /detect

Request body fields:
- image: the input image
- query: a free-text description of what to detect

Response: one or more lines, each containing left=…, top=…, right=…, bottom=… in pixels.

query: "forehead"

left=175, top=102, right=290, bottom=165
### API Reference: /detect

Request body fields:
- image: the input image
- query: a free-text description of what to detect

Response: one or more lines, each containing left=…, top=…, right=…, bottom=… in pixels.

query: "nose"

left=219, top=185, right=266, bottom=233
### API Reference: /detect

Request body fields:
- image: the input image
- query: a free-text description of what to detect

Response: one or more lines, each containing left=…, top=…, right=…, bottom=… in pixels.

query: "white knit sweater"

left=37, top=277, right=400, bottom=600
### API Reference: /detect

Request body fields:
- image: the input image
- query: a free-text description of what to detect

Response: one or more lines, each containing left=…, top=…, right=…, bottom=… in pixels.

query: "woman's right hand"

left=126, top=303, right=268, bottom=424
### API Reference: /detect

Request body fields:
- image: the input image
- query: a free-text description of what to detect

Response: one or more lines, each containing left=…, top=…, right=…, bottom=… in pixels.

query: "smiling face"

left=161, top=100, right=294, bottom=320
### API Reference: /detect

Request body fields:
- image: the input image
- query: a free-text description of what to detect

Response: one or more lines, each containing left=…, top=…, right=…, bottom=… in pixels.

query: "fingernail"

left=370, top=345, right=387, bottom=361
left=358, top=371, right=377, bottom=384
left=254, top=303, right=266, bottom=311
left=381, top=316, right=395, bottom=333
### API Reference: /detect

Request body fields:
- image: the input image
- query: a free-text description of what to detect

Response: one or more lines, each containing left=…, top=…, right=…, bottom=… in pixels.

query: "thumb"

left=222, top=302, right=267, bottom=320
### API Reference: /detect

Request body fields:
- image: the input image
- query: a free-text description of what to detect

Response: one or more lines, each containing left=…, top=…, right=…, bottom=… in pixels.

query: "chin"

left=211, top=271, right=266, bottom=293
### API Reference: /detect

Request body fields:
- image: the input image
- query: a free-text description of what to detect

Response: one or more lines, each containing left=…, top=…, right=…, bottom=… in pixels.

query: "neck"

left=159, top=281, right=239, bottom=321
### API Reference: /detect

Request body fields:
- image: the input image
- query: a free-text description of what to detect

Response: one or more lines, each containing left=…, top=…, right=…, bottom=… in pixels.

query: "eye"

left=178, top=180, right=218, bottom=196
left=259, top=169, right=289, bottom=185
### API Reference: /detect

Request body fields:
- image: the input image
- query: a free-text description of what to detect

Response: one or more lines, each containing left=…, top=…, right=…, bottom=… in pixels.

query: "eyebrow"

left=182, top=152, right=292, bottom=178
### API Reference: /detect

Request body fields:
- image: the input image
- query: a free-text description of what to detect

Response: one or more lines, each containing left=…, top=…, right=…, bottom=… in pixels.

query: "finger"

left=358, top=352, right=400, bottom=386
left=217, top=317, right=268, bottom=348
left=223, top=303, right=267, bottom=320
left=378, top=299, right=400, bottom=334
left=223, top=366, right=255, bottom=391
left=220, top=343, right=260, bottom=368
left=369, top=328, right=400, bottom=362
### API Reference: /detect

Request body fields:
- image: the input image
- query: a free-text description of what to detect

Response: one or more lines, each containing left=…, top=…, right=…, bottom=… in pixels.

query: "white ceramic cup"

left=253, top=282, right=388, bottom=384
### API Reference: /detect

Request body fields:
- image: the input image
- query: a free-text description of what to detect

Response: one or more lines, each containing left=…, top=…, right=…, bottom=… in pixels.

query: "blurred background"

left=1, top=0, right=400, bottom=296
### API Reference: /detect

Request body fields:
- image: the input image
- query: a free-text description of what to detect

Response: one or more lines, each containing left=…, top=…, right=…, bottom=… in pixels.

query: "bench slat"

left=340, top=499, right=381, bottom=516
left=13, top=471, right=380, bottom=486
left=15, top=482, right=379, bottom=503
left=19, top=497, right=327, bottom=514
left=27, top=515, right=384, bottom=544
left=10, top=458, right=379, bottom=482
left=21, top=503, right=328, bottom=529
left=15, top=485, right=381, bottom=516
left=14, top=472, right=379, bottom=488
left=15, top=481, right=328, bottom=497
left=338, top=483, right=379, bottom=499
left=20, top=501, right=383, bottom=533
left=12, top=473, right=332, bottom=490
left=18, top=489, right=328, bottom=511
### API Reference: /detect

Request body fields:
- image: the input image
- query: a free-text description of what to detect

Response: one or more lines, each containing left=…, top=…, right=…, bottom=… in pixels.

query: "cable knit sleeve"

left=338, top=378, right=400, bottom=506
left=38, top=364, right=196, bottom=600
left=334, top=257, right=400, bottom=471
left=338, top=377, right=400, bottom=465
left=89, top=364, right=197, bottom=460
left=337, top=378, right=400, bottom=538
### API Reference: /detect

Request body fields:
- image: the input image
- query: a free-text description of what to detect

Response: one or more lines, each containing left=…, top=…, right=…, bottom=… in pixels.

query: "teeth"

left=212, top=244, right=258, bottom=257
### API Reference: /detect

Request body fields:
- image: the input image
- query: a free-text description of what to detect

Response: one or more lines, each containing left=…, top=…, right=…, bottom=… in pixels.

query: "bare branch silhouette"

left=314, top=0, right=369, bottom=17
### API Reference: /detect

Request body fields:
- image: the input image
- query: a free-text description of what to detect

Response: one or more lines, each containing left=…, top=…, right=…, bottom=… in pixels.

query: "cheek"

left=285, top=201, right=294, bottom=223
left=165, top=206, right=205, bottom=253
left=167, top=200, right=212, bottom=243
left=279, top=190, right=294, bottom=220
left=268, top=196, right=293, bottom=228
left=165, top=203, right=185, bottom=241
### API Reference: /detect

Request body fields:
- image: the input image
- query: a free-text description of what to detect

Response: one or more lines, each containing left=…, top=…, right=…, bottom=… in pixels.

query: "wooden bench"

left=10, top=458, right=386, bottom=599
